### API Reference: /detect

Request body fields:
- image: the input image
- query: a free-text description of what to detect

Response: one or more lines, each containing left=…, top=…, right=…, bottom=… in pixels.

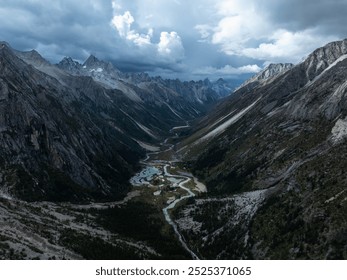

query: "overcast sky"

left=0, top=0, right=346, bottom=80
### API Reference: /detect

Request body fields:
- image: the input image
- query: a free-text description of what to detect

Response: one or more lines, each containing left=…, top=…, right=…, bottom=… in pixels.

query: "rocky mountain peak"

left=235, top=62, right=294, bottom=91
left=13, top=48, right=50, bottom=68
left=83, top=54, right=99, bottom=67
left=0, top=42, right=27, bottom=71
left=82, top=54, right=119, bottom=74
left=260, top=63, right=294, bottom=79
left=0, top=41, right=11, bottom=50
left=57, top=57, right=81, bottom=72
left=303, top=38, right=347, bottom=81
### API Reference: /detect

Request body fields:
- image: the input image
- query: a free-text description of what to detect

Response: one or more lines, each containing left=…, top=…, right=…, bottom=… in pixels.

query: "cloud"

left=194, top=64, right=262, bottom=76
left=242, top=29, right=339, bottom=63
left=199, top=0, right=347, bottom=63
left=110, top=11, right=152, bottom=46
left=0, top=0, right=346, bottom=80
left=110, top=8, right=184, bottom=63
left=111, top=11, right=134, bottom=38
left=157, top=32, right=184, bottom=61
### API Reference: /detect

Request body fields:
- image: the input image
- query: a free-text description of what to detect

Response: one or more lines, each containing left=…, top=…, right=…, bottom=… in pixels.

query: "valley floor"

left=0, top=129, right=207, bottom=260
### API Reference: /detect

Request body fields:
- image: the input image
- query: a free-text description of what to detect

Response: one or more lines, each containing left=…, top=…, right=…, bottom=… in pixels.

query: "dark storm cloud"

left=0, top=0, right=346, bottom=80
left=0, top=0, right=118, bottom=61
left=262, top=0, right=347, bottom=35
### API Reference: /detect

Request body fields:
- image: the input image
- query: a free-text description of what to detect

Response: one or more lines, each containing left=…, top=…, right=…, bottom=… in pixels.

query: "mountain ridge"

left=1, top=38, right=346, bottom=260
left=172, top=38, right=347, bottom=259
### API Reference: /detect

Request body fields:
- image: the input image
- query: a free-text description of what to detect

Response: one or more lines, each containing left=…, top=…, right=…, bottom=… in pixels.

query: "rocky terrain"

left=0, top=41, right=230, bottom=259
left=174, top=39, right=347, bottom=259
left=1, top=38, right=347, bottom=260
left=0, top=41, right=229, bottom=203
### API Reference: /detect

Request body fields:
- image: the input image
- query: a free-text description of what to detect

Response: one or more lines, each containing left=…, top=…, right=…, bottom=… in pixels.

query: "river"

left=130, top=137, right=206, bottom=260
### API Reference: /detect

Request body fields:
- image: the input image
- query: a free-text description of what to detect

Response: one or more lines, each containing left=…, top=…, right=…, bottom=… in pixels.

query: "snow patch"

left=164, top=102, right=183, bottom=119
left=307, top=54, right=347, bottom=87
left=200, top=97, right=261, bottom=141
left=193, top=177, right=207, bottom=193
left=153, top=190, right=161, bottom=196
left=120, top=109, right=158, bottom=139
left=171, top=125, right=190, bottom=131
left=325, top=190, right=346, bottom=204
left=134, top=121, right=158, bottom=139
left=331, top=117, right=347, bottom=144
left=135, top=140, right=160, bottom=152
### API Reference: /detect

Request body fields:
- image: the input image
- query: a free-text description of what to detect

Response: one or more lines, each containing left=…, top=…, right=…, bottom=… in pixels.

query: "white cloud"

left=110, top=8, right=184, bottom=62
left=111, top=11, right=134, bottom=38
left=194, top=64, right=262, bottom=76
left=158, top=31, right=184, bottom=61
left=242, top=29, right=339, bottom=63
left=208, top=0, right=271, bottom=55
left=111, top=0, right=122, bottom=11
left=195, top=24, right=213, bottom=42
left=200, top=0, right=341, bottom=63
left=2, top=0, right=345, bottom=80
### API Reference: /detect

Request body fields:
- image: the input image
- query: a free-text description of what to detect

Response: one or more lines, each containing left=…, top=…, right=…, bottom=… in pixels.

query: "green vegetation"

left=94, top=201, right=190, bottom=259
left=59, top=228, right=141, bottom=260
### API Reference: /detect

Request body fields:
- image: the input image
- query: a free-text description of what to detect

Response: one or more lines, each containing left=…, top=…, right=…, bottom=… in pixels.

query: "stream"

left=130, top=136, right=205, bottom=260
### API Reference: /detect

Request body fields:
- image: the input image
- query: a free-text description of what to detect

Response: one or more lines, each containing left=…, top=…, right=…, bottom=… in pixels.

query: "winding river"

left=130, top=137, right=205, bottom=260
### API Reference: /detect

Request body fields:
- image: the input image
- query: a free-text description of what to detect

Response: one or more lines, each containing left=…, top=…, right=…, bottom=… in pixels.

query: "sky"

left=0, top=0, right=346, bottom=81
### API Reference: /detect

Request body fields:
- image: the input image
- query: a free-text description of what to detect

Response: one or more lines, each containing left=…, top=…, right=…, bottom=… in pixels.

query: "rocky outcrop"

left=235, top=63, right=294, bottom=91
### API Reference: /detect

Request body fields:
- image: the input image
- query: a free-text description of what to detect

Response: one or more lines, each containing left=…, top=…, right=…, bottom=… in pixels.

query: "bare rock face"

left=235, top=63, right=294, bottom=91
left=304, top=39, right=347, bottom=81
left=0, top=43, right=144, bottom=202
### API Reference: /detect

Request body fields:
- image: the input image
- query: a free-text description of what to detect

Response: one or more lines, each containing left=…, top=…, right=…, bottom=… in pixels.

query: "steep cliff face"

left=0, top=43, right=148, bottom=202
left=174, top=39, right=347, bottom=259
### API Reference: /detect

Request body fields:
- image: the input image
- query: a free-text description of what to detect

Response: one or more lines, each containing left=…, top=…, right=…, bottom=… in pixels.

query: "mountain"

left=210, top=78, right=235, bottom=97
left=174, top=39, right=347, bottom=259
left=0, top=41, right=234, bottom=259
left=58, top=56, right=231, bottom=108
left=0, top=42, right=149, bottom=202
left=235, top=62, right=294, bottom=91
left=0, top=41, right=227, bottom=203
left=2, top=38, right=346, bottom=260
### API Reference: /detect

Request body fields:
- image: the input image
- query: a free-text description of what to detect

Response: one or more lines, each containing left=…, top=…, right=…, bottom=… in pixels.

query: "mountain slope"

left=0, top=43, right=151, bottom=202
left=235, top=63, right=294, bottom=91
left=174, top=39, right=347, bottom=259
left=57, top=55, right=230, bottom=115
left=0, top=41, right=230, bottom=203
